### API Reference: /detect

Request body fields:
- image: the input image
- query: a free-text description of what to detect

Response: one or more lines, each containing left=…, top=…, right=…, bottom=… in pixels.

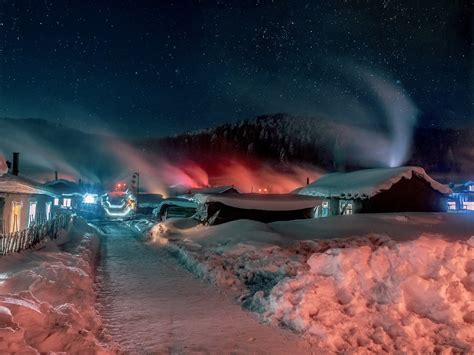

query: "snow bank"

left=148, top=213, right=474, bottom=353
left=263, top=235, right=473, bottom=353
left=0, top=218, right=112, bottom=353
left=298, top=166, right=451, bottom=199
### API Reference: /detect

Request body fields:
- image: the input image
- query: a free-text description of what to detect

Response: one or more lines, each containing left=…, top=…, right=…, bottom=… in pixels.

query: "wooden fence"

left=0, top=214, right=73, bottom=256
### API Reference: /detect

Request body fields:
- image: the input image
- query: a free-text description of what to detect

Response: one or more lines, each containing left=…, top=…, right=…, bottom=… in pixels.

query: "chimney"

left=55, top=171, right=58, bottom=180
left=306, top=177, right=310, bottom=185
left=12, top=152, right=19, bottom=176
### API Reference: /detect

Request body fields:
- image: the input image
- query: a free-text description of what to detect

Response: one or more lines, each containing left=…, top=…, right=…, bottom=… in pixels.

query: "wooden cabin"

left=297, top=166, right=452, bottom=217
left=0, top=173, right=56, bottom=234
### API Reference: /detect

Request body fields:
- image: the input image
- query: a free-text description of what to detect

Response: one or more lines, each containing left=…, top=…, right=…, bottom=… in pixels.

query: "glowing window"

left=45, top=202, right=52, bottom=221
left=463, top=202, right=474, bottom=211
left=339, top=200, right=353, bottom=215
left=469, top=185, right=474, bottom=192
left=54, top=198, right=59, bottom=206
left=10, top=201, right=22, bottom=233
left=63, top=198, right=72, bottom=208
left=28, top=202, right=37, bottom=226
left=447, top=201, right=456, bottom=210
left=322, top=201, right=329, bottom=217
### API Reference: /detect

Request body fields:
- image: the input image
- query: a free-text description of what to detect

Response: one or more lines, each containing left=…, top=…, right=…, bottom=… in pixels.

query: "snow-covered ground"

left=0, top=218, right=111, bottom=353
left=148, top=213, right=474, bottom=353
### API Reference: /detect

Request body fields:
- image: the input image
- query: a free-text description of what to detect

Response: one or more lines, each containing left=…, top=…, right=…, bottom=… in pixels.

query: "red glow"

left=108, top=140, right=322, bottom=195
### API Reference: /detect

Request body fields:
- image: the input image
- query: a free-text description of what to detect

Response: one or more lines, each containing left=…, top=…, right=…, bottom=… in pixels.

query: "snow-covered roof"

left=0, top=173, right=56, bottom=197
left=298, top=166, right=452, bottom=200
left=194, top=193, right=322, bottom=211
left=136, top=193, right=164, bottom=207
left=44, top=179, right=82, bottom=195
left=191, top=186, right=238, bottom=194
left=156, top=198, right=198, bottom=210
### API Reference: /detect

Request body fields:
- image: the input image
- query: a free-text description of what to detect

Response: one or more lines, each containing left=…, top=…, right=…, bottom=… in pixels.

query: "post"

left=136, top=172, right=140, bottom=209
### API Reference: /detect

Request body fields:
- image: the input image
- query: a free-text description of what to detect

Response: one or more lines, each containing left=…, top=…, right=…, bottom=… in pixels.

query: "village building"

left=448, top=181, right=474, bottom=212
left=44, top=178, right=102, bottom=217
left=193, top=193, right=322, bottom=225
left=153, top=185, right=240, bottom=221
left=297, top=166, right=451, bottom=217
left=0, top=154, right=56, bottom=233
left=44, top=179, right=84, bottom=210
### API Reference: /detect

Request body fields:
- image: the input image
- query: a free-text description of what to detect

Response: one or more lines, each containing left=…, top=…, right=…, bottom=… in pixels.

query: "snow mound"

left=298, top=166, right=451, bottom=199
left=263, top=235, right=473, bottom=353
left=148, top=213, right=474, bottom=353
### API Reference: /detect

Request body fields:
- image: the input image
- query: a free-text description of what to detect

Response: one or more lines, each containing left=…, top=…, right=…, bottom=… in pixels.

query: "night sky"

left=0, top=0, right=472, bottom=138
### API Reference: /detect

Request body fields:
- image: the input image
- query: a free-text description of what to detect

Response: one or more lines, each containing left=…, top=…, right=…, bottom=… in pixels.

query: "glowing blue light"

left=83, top=193, right=98, bottom=204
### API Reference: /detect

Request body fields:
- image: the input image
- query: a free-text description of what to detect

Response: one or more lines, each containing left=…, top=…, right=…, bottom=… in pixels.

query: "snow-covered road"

left=95, top=221, right=311, bottom=353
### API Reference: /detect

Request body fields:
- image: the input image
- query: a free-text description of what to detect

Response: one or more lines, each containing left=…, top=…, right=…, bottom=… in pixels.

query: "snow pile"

left=0, top=219, right=112, bottom=353
left=263, top=235, right=473, bottom=353
left=148, top=214, right=474, bottom=353
left=298, top=166, right=452, bottom=199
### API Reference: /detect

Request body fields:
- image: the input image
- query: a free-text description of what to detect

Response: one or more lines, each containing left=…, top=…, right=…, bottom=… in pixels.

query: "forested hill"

left=140, top=113, right=473, bottom=181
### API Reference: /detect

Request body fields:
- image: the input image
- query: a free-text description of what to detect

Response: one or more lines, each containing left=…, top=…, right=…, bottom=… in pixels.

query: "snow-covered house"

left=153, top=198, right=198, bottom=221
left=297, top=166, right=451, bottom=217
left=156, top=185, right=239, bottom=221
left=44, top=179, right=84, bottom=209
left=0, top=172, right=56, bottom=234
left=448, top=181, right=474, bottom=212
left=194, top=193, right=323, bottom=225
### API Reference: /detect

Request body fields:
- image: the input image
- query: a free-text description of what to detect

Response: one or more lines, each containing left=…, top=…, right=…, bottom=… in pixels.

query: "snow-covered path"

left=95, top=221, right=311, bottom=354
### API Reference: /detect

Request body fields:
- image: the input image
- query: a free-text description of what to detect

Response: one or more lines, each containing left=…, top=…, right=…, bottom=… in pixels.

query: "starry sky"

left=0, top=0, right=472, bottom=138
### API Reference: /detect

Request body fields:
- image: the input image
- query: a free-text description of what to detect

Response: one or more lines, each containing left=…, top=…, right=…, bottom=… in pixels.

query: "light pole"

left=132, top=172, right=140, bottom=209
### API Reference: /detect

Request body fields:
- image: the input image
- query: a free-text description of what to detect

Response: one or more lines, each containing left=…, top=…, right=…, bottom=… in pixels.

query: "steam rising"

left=108, top=140, right=321, bottom=195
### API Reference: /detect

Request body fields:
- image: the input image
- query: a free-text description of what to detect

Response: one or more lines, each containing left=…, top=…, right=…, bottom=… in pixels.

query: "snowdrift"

left=148, top=213, right=474, bottom=353
left=0, top=218, right=112, bottom=353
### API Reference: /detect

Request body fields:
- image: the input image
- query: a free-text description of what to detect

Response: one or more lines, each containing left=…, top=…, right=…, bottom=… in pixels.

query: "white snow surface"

left=0, top=218, right=111, bottom=353
left=298, top=166, right=452, bottom=199
left=148, top=213, right=474, bottom=353
left=194, top=193, right=322, bottom=211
